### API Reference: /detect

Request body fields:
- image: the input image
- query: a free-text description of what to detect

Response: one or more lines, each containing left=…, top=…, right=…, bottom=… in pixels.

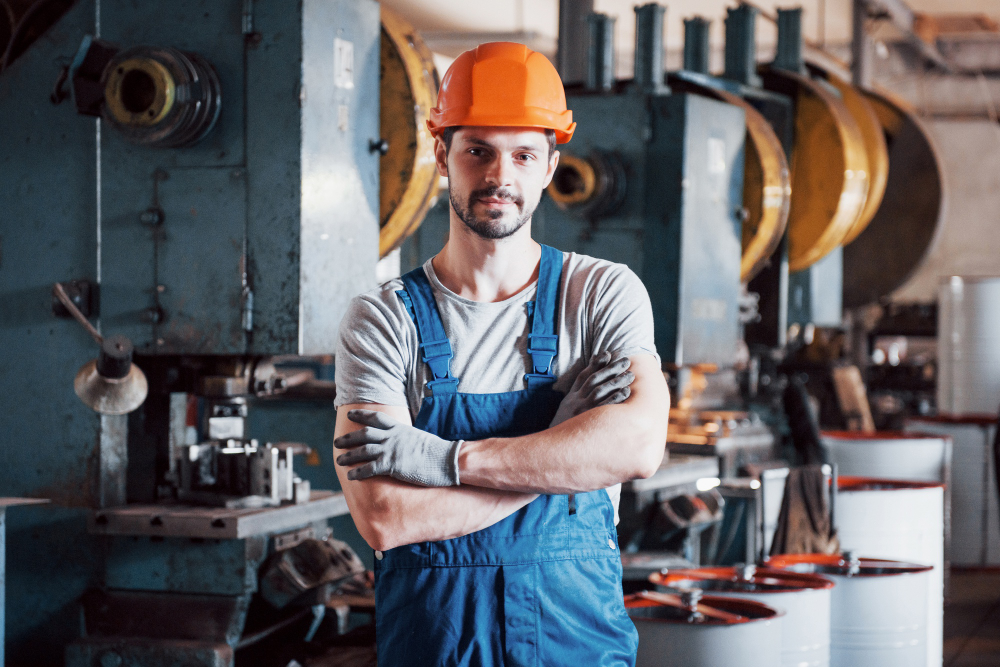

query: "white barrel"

left=767, top=554, right=931, bottom=667
left=835, top=477, right=944, bottom=667
left=626, top=591, right=782, bottom=667
left=820, top=431, right=951, bottom=483
left=650, top=566, right=833, bottom=667
left=905, top=416, right=1000, bottom=566
left=938, top=276, right=1000, bottom=415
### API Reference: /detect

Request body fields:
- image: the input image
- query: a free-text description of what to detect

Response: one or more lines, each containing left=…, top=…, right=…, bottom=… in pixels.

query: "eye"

left=516, top=152, right=536, bottom=162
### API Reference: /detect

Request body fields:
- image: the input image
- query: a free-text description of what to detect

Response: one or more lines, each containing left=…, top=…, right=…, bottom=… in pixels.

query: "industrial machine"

left=1, top=0, right=952, bottom=660
left=400, top=2, right=945, bottom=570
left=1, top=0, right=438, bottom=663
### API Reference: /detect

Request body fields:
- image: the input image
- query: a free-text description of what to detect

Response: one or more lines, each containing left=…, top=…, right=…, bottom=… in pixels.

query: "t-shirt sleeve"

left=588, top=263, right=659, bottom=363
left=334, top=290, right=411, bottom=409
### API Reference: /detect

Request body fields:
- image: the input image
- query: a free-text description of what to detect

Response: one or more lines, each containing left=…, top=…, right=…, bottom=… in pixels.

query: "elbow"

left=361, top=525, right=397, bottom=553
left=349, top=487, right=407, bottom=552
left=355, top=520, right=392, bottom=552
left=629, top=415, right=668, bottom=480
left=631, top=442, right=666, bottom=479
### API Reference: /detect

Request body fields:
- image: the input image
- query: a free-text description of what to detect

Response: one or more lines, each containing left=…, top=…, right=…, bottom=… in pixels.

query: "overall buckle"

left=527, top=333, right=558, bottom=375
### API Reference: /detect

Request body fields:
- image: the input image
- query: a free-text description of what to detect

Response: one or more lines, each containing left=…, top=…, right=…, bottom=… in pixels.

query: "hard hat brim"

left=427, top=107, right=575, bottom=144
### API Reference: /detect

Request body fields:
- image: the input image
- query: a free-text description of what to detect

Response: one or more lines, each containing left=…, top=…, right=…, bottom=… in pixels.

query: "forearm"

left=458, top=355, right=670, bottom=494
left=335, top=403, right=535, bottom=551
left=340, top=473, right=536, bottom=551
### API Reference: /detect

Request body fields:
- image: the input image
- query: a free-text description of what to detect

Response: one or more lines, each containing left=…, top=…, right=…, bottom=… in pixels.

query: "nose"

left=483, top=153, right=516, bottom=188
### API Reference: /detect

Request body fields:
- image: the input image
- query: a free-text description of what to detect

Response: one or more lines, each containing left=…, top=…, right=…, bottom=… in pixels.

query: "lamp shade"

left=74, top=335, right=148, bottom=415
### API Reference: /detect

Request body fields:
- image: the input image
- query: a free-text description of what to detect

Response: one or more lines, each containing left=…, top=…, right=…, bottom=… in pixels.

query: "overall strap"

left=525, top=245, right=564, bottom=389
left=397, top=268, right=459, bottom=395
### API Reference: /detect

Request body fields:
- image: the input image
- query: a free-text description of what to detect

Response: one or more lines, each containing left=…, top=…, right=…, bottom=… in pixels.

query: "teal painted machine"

left=401, top=4, right=748, bottom=386
left=543, top=4, right=747, bottom=370
left=0, top=0, right=381, bottom=663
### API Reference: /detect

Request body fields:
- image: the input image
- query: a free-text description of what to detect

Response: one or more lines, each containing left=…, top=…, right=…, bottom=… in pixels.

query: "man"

left=333, top=43, right=670, bottom=666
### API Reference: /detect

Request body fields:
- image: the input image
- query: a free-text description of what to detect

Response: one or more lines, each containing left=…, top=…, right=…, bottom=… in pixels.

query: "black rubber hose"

left=783, top=374, right=827, bottom=466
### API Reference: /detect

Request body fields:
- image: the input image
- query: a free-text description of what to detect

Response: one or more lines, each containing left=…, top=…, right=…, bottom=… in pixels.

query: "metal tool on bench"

left=175, top=378, right=312, bottom=508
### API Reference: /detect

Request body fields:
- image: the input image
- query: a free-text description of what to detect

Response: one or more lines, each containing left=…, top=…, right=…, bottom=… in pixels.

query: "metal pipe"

left=585, top=13, right=615, bottom=92
left=632, top=3, right=667, bottom=94
left=558, top=0, right=595, bottom=84
left=774, top=8, right=804, bottom=73
left=683, top=17, right=711, bottom=74
left=723, top=4, right=761, bottom=87
left=851, top=0, right=874, bottom=87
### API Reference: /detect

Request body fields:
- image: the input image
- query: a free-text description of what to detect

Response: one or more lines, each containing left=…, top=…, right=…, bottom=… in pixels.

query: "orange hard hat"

left=427, top=42, right=576, bottom=144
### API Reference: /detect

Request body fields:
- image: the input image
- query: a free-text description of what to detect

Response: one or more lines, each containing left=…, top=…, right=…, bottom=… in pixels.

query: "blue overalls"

left=376, top=245, right=638, bottom=666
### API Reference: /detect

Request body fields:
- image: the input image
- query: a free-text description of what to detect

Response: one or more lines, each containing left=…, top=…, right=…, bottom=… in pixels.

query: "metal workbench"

left=88, top=490, right=350, bottom=539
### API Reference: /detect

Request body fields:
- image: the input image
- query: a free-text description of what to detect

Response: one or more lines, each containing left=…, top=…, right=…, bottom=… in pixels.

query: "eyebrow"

left=463, top=137, right=545, bottom=153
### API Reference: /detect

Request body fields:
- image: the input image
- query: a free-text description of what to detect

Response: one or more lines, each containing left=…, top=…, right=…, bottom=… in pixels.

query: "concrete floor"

left=944, top=569, right=1000, bottom=667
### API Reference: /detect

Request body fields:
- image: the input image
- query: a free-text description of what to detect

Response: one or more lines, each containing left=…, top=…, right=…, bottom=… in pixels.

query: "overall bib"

left=375, top=245, right=638, bottom=666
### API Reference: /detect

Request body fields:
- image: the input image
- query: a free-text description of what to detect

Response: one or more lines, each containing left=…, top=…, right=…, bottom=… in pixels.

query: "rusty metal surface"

left=842, top=90, right=945, bottom=308
left=105, top=535, right=266, bottom=596
left=81, top=589, right=250, bottom=642
left=0, top=0, right=110, bottom=657
left=1, top=1, right=374, bottom=662
left=89, top=490, right=349, bottom=539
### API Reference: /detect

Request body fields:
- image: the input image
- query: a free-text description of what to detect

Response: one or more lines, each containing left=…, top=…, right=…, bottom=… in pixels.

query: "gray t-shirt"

left=334, top=251, right=659, bottom=522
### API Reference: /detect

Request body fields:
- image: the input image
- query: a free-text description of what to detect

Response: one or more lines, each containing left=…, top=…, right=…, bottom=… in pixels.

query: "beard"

left=450, top=184, right=536, bottom=240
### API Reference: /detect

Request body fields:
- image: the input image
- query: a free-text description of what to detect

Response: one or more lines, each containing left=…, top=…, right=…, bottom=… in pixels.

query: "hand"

left=550, top=352, right=634, bottom=427
left=334, top=409, right=463, bottom=487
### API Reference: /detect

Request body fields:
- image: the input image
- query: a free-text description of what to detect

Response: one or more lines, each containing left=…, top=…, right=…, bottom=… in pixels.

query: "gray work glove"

left=334, top=409, right=462, bottom=487
left=550, top=352, right=634, bottom=427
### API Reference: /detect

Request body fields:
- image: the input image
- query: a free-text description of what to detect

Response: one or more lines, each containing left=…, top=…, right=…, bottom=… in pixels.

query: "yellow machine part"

left=841, top=87, right=945, bottom=308
left=864, top=87, right=910, bottom=136
left=661, top=76, right=792, bottom=283
left=817, top=71, right=889, bottom=246
left=104, top=57, right=176, bottom=127
left=546, top=154, right=599, bottom=208
left=711, top=89, right=791, bottom=283
left=762, top=67, right=870, bottom=273
left=378, top=8, right=439, bottom=258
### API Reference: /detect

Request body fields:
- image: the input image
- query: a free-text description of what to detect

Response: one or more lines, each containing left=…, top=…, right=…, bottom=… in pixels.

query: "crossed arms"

left=333, top=353, right=669, bottom=551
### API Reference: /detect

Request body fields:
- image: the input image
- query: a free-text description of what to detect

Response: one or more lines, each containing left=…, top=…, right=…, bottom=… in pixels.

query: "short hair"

left=441, top=126, right=557, bottom=159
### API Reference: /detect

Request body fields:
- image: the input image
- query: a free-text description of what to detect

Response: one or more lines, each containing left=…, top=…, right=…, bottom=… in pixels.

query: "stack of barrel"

left=627, top=554, right=933, bottom=667
left=625, top=460, right=947, bottom=667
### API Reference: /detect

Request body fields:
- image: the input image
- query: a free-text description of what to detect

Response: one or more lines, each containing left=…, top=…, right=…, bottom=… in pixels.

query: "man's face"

left=437, top=127, right=559, bottom=241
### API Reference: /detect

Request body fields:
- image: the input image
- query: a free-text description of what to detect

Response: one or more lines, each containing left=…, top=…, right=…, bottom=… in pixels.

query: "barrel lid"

left=838, top=475, right=944, bottom=491
left=625, top=590, right=781, bottom=625
left=907, top=414, right=997, bottom=426
left=766, top=552, right=933, bottom=577
left=821, top=430, right=948, bottom=441
left=650, top=565, right=834, bottom=593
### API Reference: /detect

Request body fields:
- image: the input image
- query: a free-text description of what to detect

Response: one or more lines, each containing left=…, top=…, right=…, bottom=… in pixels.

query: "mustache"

left=470, top=186, right=523, bottom=207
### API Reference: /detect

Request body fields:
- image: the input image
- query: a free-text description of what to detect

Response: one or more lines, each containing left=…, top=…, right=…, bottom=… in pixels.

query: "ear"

left=434, top=137, right=449, bottom=178
left=542, top=150, right=560, bottom=189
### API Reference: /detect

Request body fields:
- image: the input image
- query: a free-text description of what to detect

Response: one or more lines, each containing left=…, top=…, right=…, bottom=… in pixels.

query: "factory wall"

left=893, top=119, right=1000, bottom=303
left=0, top=0, right=107, bottom=660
